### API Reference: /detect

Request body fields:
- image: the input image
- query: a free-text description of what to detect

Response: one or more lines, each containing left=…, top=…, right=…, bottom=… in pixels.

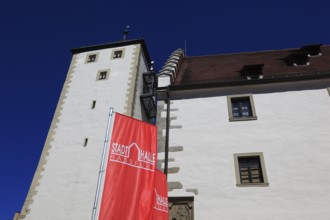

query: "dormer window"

left=298, top=44, right=322, bottom=57
left=240, top=64, right=264, bottom=80
left=285, top=52, right=310, bottom=66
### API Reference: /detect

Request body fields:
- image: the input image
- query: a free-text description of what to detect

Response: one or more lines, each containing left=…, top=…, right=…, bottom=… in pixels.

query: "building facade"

left=17, top=41, right=330, bottom=219
left=157, top=44, right=330, bottom=219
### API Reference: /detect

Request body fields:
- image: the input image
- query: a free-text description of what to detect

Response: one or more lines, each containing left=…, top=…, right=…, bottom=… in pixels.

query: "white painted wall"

left=166, top=85, right=330, bottom=219
left=25, top=44, right=148, bottom=220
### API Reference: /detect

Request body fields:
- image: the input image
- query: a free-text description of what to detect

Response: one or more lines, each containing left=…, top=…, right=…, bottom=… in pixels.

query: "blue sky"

left=1, top=0, right=330, bottom=219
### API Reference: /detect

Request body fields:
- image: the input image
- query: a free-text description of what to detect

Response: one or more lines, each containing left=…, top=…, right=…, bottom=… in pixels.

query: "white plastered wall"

left=166, top=86, right=330, bottom=219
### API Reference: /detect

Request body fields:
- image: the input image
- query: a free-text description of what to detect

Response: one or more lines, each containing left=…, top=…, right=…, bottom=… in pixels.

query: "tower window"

left=111, top=48, right=125, bottom=59
left=83, top=138, right=88, bottom=147
left=234, top=152, right=269, bottom=187
left=85, top=52, right=99, bottom=63
left=99, top=72, right=107, bottom=80
left=96, top=69, right=110, bottom=81
left=91, top=100, right=96, bottom=109
left=113, top=51, right=122, bottom=58
left=227, top=94, right=257, bottom=121
left=88, top=55, right=96, bottom=62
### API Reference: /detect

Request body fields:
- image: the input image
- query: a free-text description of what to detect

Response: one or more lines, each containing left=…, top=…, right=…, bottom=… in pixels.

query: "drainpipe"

left=164, top=86, right=170, bottom=178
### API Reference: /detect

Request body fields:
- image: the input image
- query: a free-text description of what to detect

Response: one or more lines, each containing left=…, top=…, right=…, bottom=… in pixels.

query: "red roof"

left=174, top=45, right=330, bottom=86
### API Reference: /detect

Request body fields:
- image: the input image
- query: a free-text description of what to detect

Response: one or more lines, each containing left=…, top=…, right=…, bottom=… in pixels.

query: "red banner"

left=99, top=113, right=157, bottom=220
left=153, top=170, right=169, bottom=220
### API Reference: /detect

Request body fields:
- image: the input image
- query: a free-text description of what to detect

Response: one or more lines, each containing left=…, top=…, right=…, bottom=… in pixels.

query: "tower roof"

left=71, top=39, right=152, bottom=65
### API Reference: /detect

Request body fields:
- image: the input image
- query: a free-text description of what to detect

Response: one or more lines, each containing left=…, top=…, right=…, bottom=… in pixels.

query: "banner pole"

left=91, top=107, right=114, bottom=220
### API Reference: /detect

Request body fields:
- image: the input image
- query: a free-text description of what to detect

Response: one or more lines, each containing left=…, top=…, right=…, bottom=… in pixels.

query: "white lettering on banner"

left=154, top=189, right=168, bottom=213
left=111, top=143, right=130, bottom=157
left=110, top=142, right=156, bottom=171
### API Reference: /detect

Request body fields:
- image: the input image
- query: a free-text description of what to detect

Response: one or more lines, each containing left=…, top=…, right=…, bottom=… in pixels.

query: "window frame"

left=111, top=48, right=125, bottom=59
left=234, top=152, right=269, bottom=187
left=96, top=69, right=110, bottom=81
left=227, top=94, right=257, bottom=121
left=85, top=52, right=99, bottom=63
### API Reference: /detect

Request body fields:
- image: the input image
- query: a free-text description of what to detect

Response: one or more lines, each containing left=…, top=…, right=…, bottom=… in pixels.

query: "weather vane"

left=123, top=26, right=130, bottom=40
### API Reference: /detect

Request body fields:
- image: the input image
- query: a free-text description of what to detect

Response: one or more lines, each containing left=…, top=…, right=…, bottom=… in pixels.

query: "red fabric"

left=153, top=170, right=168, bottom=220
left=99, top=113, right=157, bottom=220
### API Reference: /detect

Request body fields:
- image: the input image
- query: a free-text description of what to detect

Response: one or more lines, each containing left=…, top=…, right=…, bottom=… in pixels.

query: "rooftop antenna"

left=123, top=26, right=130, bottom=40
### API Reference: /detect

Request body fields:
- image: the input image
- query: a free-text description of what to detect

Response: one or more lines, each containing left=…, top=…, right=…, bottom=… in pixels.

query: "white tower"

left=17, top=39, right=155, bottom=219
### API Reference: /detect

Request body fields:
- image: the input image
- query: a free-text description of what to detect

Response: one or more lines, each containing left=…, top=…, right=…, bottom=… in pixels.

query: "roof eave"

left=168, top=72, right=330, bottom=91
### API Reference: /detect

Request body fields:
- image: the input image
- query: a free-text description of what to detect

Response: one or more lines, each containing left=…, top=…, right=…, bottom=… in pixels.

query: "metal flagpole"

left=91, top=107, right=114, bottom=220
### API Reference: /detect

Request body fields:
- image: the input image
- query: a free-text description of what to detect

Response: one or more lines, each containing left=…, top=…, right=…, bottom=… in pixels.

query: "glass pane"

left=238, top=156, right=263, bottom=183
left=99, top=72, right=107, bottom=80
left=231, top=97, right=252, bottom=117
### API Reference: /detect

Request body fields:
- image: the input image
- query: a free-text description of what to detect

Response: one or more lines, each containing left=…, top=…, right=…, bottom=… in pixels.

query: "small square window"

left=91, top=100, right=96, bottom=109
left=113, top=50, right=122, bottom=58
left=111, top=48, right=125, bottom=59
left=88, top=55, right=96, bottom=62
left=234, top=152, right=269, bottom=187
left=83, top=138, right=88, bottom=147
left=227, top=94, right=257, bottom=121
left=99, top=71, right=107, bottom=80
left=85, top=52, right=99, bottom=63
left=96, top=69, right=110, bottom=81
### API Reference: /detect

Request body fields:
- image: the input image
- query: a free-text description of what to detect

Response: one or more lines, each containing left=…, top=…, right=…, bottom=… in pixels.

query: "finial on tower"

left=122, top=26, right=130, bottom=40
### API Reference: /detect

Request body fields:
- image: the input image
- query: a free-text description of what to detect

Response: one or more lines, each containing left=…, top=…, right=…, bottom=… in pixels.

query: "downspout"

left=164, top=86, right=170, bottom=178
